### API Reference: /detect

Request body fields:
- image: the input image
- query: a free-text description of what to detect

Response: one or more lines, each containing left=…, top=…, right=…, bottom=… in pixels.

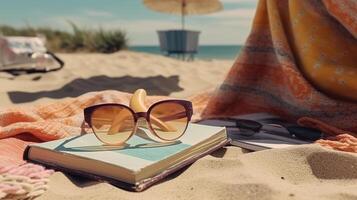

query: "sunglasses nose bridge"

left=135, top=112, right=150, bottom=129
left=135, top=112, right=148, bottom=119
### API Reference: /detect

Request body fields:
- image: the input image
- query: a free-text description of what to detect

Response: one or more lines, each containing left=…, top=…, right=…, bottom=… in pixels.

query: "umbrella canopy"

left=143, top=0, right=223, bottom=29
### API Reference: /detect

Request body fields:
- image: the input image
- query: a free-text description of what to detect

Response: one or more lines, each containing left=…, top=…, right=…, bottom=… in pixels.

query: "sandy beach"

left=1, top=52, right=356, bottom=200
left=38, top=145, right=357, bottom=200
left=0, top=51, right=233, bottom=106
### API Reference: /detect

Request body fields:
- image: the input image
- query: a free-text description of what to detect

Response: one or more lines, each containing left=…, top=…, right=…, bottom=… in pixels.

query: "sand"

left=0, top=51, right=233, bottom=106
left=38, top=145, right=357, bottom=200
left=1, top=52, right=356, bottom=200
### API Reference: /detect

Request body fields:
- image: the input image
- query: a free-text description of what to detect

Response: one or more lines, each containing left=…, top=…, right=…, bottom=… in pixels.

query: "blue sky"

left=0, top=0, right=258, bottom=45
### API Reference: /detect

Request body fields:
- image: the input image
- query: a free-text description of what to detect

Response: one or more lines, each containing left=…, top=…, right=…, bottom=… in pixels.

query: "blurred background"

left=0, top=0, right=258, bottom=60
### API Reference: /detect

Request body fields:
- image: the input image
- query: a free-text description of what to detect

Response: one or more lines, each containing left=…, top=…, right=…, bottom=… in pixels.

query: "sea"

left=130, top=45, right=242, bottom=60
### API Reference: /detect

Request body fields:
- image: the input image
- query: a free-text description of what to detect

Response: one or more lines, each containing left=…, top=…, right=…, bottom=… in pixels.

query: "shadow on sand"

left=8, top=75, right=184, bottom=103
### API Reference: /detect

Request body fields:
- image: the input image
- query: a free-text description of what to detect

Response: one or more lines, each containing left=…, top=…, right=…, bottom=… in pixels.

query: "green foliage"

left=90, top=29, right=128, bottom=53
left=0, top=23, right=128, bottom=53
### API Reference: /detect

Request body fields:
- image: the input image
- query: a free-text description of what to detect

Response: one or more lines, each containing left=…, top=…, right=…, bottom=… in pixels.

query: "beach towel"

left=202, top=0, right=357, bottom=132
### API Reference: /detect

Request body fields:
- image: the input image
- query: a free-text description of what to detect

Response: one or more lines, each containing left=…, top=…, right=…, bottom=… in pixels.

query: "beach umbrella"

left=143, top=0, right=223, bottom=30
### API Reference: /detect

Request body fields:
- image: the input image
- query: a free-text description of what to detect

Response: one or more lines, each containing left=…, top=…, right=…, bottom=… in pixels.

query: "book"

left=24, top=123, right=228, bottom=191
left=198, top=113, right=310, bottom=151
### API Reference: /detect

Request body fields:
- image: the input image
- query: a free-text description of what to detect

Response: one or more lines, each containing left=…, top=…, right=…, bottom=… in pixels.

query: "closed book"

left=24, top=123, right=228, bottom=191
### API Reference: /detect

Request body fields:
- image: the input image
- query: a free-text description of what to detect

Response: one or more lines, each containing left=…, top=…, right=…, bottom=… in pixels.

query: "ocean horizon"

left=130, top=45, right=242, bottom=60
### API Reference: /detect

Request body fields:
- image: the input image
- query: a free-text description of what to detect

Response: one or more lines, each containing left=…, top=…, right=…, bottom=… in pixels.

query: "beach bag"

left=0, top=36, right=64, bottom=74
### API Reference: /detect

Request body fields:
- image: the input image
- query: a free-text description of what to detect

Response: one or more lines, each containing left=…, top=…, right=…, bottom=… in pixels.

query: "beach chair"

left=157, top=30, right=200, bottom=61
left=0, top=36, right=64, bottom=74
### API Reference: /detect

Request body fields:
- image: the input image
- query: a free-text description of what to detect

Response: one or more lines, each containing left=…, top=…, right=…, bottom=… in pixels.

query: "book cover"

left=24, top=123, right=228, bottom=191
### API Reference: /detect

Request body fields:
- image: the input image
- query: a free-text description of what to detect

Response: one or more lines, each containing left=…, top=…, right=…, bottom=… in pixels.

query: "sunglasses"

left=84, top=100, right=193, bottom=145
left=205, top=117, right=323, bottom=141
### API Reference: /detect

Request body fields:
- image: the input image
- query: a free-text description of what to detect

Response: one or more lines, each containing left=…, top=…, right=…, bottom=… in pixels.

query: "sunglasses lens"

left=235, top=119, right=262, bottom=132
left=238, top=128, right=257, bottom=136
left=286, top=126, right=322, bottom=141
left=149, top=102, right=189, bottom=141
left=90, top=105, right=135, bottom=145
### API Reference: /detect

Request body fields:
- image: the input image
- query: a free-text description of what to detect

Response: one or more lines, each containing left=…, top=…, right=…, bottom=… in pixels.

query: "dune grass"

left=0, top=23, right=128, bottom=53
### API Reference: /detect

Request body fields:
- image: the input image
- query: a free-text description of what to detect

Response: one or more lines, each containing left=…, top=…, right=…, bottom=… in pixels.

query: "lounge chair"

left=157, top=30, right=200, bottom=61
left=0, top=36, right=64, bottom=74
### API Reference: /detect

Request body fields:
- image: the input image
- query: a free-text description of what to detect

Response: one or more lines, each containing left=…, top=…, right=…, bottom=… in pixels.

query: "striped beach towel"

left=202, top=0, right=357, bottom=132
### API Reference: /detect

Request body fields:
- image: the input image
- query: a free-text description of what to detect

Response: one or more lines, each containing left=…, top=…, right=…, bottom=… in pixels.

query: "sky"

left=0, top=0, right=258, bottom=46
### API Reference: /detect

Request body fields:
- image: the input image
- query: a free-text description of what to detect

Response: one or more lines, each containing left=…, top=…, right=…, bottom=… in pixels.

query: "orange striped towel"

left=201, top=0, right=357, bottom=153
left=298, top=117, right=357, bottom=153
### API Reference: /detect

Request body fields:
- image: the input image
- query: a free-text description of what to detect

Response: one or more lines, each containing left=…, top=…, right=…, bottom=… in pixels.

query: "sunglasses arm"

left=150, top=115, right=177, bottom=132
left=106, top=89, right=184, bottom=133
left=108, top=109, right=132, bottom=135
left=97, top=89, right=175, bottom=134
left=108, top=111, right=179, bottom=135
left=130, top=89, right=177, bottom=132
